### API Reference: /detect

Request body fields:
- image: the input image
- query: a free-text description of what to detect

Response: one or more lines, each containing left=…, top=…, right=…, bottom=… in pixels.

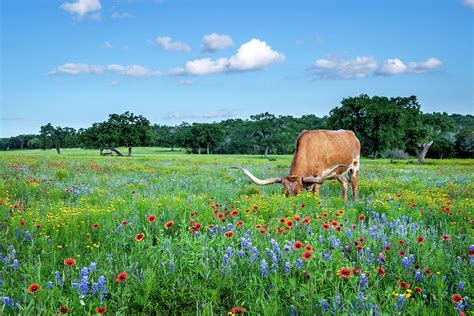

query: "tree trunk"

left=101, top=146, right=123, bottom=156
left=128, top=146, right=132, bottom=156
left=56, top=146, right=61, bottom=154
left=207, top=143, right=210, bottom=155
left=198, top=145, right=201, bottom=155
left=171, top=144, right=174, bottom=151
left=264, top=145, right=269, bottom=158
left=100, top=148, right=104, bottom=156
left=417, top=141, right=433, bottom=164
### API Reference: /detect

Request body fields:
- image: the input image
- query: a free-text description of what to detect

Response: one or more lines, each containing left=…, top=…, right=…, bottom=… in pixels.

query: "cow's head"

left=230, top=164, right=346, bottom=196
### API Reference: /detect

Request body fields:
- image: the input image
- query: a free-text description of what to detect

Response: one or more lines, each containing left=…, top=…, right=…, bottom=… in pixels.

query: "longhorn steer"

left=231, top=130, right=361, bottom=201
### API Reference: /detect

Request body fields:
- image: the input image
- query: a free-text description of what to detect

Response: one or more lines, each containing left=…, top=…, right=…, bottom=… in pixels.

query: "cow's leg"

left=336, top=175, right=348, bottom=201
left=311, top=183, right=321, bottom=196
left=350, top=171, right=358, bottom=201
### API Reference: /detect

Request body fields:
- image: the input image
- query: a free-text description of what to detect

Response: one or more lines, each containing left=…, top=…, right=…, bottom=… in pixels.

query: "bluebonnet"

left=227, top=223, right=234, bottom=230
left=223, top=254, right=230, bottom=265
left=260, top=259, right=269, bottom=278
left=89, top=262, right=97, bottom=272
left=168, top=262, right=175, bottom=273
left=238, top=250, right=245, bottom=258
left=415, top=270, right=422, bottom=282
left=294, top=258, right=303, bottom=269
left=458, top=281, right=465, bottom=292
left=80, top=267, right=89, bottom=278
left=408, top=254, right=415, bottom=265
left=251, top=247, right=259, bottom=263
left=284, top=262, right=291, bottom=275
left=319, top=235, right=325, bottom=244
left=46, top=281, right=53, bottom=289
left=2, top=297, right=16, bottom=308
left=55, top=271, right=63, bottom=286
left=401, top=257, right=409, bottom=269
left=91, top=275, right=106, bottom=294
left=320, top=299, right=329, bottom=312
left=359, top=274, right=368, bottom=287
left=334, top=295, right=342, bottom=311
left=345, top=229, right=352, bottom=237
left=267, top=250, right=278, bottom=272
left=245, top=231, right=251, bottom=239
left=396, top=295, right=406, bottom=309
left=195, top=232, right=201, bottom=238
left=12, top=259, right=19, bottom=270
left=226, top=247, right=233, bottom=257
left=323, top=250, right=332, bottom=261
left=270, top=239, right=280, bottom=253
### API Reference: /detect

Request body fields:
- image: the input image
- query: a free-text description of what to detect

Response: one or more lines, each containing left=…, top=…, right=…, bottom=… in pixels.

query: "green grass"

left=0, top=149, right=472, bottom=315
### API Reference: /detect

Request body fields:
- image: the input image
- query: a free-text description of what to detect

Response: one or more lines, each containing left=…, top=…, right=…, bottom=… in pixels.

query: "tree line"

left=1, top=95, right=472, bottom=163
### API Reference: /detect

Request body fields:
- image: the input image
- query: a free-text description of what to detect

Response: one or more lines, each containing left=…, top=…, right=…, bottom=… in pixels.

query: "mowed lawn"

left=0, top=148, right=473, bottom=315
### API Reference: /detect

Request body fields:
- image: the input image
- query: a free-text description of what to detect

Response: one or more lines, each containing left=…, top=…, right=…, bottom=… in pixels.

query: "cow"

left=230, top=130, right=361, bottom=201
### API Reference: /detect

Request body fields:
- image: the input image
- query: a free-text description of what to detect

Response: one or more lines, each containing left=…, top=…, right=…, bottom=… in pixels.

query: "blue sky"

left=1, top=0, right=473, bottom=137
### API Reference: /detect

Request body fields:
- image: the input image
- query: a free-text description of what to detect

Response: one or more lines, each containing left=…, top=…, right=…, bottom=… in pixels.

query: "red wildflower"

left=451, top=294, right=463, bottom=303
left=358, top=238, right=366, bottom=243
left=286, top=220, right=294, bottom=228
left=448, top=212, right=454, bottom=216
left=423, top=268, right=432, bottom=275
left=224, top=231, right=234, bottom=238
left=231, top=306, right=246, bottom=314
left=417, top=236, right=424, bottom=244
left=322, top=222, right=330, bottom=230
left=230, top=210, right=239, bottom=217
left=442, top=235, right=451, bottom=241
left=302, top=251, right=313, bottom=260
left=28, top=283, right=40, bottom=293
left=300, top=203, right=305, bottom=208
left=147, top=215, right=156, bottom=223
left=399, top=251, right=405, bottom=256
left=95, top=307, right=107, bottom=315
left=59, top=306, right=70, bottom=314
left=217, top=213, right=225, bottom=219
left=116, top=272, right=128, bottom=283
left=35, top=224, right=41, bottom=228
left=121, top=221, right=129, bottom=225
left=293, top=241, right=303, bottom=250
left=164, top=221, right=174, bottom=229
left=279, top=218, right=286, bottom=223
left=20, top=220, right=26, bottom=227
left=377, top=266, right=386, bottom=276
left=294, top=215, right=301, bottom=221
left=190, top=211, right=196, bottom=216
left=305, top=245, right=313, bottom=251
left=356, top=245, right=363, bottom=251
left=322, top=213, right=328, bottom=218
left=303, top=216, right=311, bottom=224
left=236, top=221, right=244, bottom=227
left=338, top=267, right=353, bottom=279
left=92, top=223, right=99, bottom=229
left=399, top=240, right=405, bottom=244
left=64, top=258, right=76, bottom=266
left=359, top=215, right=366, bottom=221
left=414, top=286, right=422, bottom=293
left=135, top=233, right=145, bottom=241
left=335, top=226, right=342, bottom=232
left=353, top=266, right=361, bottom=276
left=398, top=281, right=411, bottom=288
left=331, top=220, right=338, bottom=226
left=385, top=245, right=392, bottom=250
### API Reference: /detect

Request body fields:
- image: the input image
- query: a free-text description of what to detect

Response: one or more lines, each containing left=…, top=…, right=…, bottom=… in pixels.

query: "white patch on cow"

left=352, top=155, right=360, bottom=172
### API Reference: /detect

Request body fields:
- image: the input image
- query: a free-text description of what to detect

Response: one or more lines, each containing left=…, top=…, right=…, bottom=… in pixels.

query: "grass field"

left=0, top=148, right=473, bottom=315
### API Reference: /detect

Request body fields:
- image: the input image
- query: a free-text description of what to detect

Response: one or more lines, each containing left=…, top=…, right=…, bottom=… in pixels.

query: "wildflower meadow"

left=0, top=148, right=472, bottom=315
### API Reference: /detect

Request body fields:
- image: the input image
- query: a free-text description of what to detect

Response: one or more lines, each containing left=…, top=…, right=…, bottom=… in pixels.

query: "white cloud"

left=377, top=57, right=442, bottom=75
left=48, top=63, right=104, bottom=75
left=311, top=56, right=442, bottom=79
left=163, top=109, right=234, bottom=120
left=111, top=12, right=134, bottom=19
left=185, top=38, right=285, bottom=75
left=201, top=33, right=234, bottom=53
left=49, top=63, right=161, bottom=77
left=60, top=0, right=101, bottom=19
left=312, top=56, right=377, bottom=79
left=463, top=0, right=474, bottom=8
left=377, top=58, right=408, bottom=75
left=156, top=36, right=191, bottom=53
left=110, top=80, right=120, bottom=86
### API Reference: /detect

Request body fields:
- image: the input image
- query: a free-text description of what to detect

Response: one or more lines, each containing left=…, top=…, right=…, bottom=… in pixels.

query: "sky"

left=1, top=0, right=473, bottom=137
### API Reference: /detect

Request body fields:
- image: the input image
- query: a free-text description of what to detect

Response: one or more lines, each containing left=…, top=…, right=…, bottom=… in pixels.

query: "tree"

left=405, top=112, right=455, bottom=164
left=250, top=112, right=279, bottom=157
left=27, top=137, right=41, bottom=149
left=193, top=123, right=225, bottom=154
left=106, top=112, right=151, bottom=156
left=328, top=95, right=416, bottom=157
left=40, top=124, right=66, bottom=154
left=454, top=129, right=474, bottom=158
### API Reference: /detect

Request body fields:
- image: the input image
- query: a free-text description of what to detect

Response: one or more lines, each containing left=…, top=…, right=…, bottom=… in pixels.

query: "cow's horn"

left=302, top=164, right=349, bottom=184
left=230, top=166, right=282, bottom=185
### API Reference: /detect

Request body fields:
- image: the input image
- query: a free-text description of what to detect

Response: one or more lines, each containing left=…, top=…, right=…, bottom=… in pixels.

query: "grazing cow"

left=231, top=130, right=361, bottom=201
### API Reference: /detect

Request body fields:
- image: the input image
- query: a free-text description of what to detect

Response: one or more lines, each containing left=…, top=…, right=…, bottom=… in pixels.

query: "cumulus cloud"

left=311, top=56, right=377, bottom=79
left=102, top=41, right=113, bottom=48
left=311, top=56, right=442, bottom=79
left=156, top=36, right=191, bottom=53
left=49, top=63, right=161, bottom=77
left=201, top=33, right=234, bottom=53
left=377, top=57, right=442, bottom=76
left=60, top=0, right=101, bottom=19
left=185, top=38, right=285, bottom=75
left=463, top=0, right=474, bottom=8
